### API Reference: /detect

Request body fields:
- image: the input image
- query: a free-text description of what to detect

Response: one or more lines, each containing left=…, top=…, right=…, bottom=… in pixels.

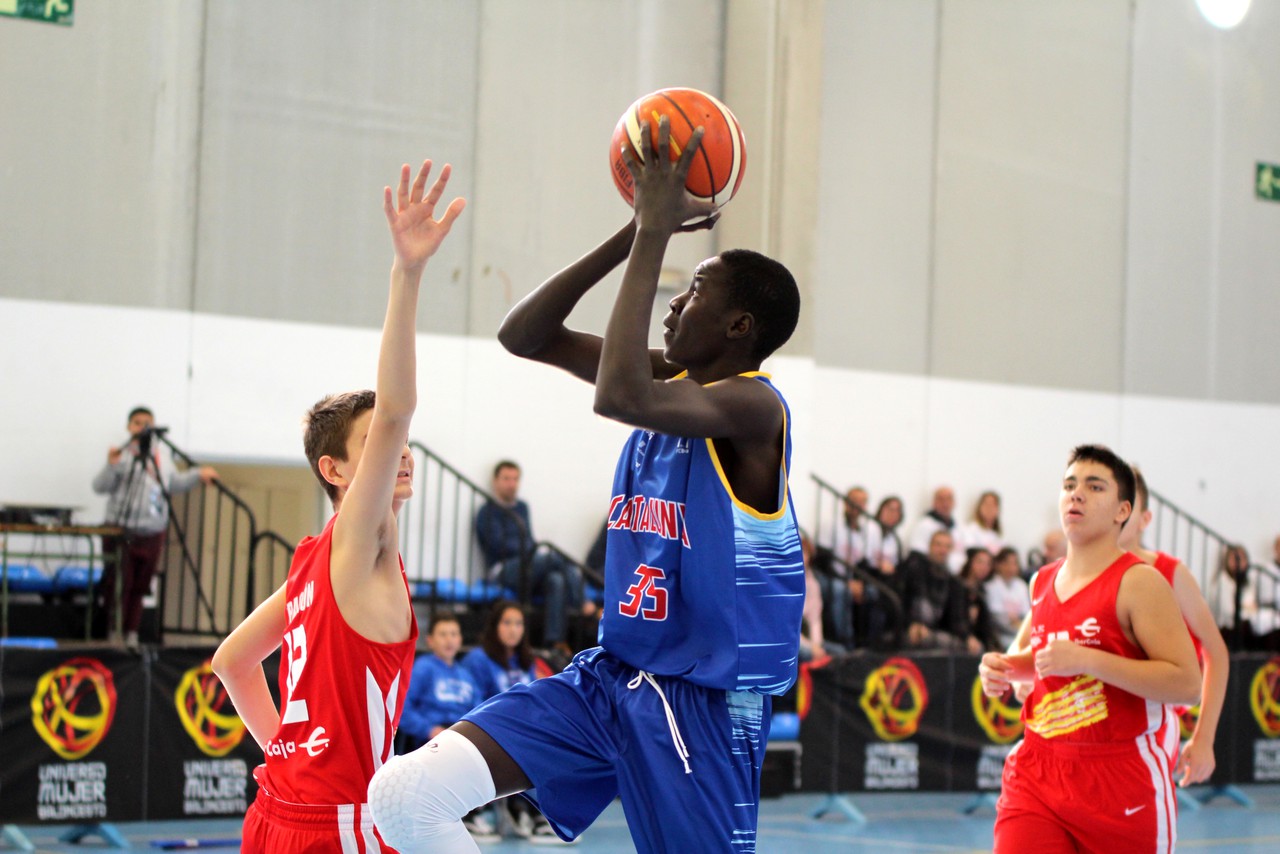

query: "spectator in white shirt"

left=957, top=490, right=1006, bottom=557
left=832, top=486, right=869, bottom=567
left=1213, top=544, right=1280, bottom=650
left=984, top=547, right=1030, bottom=649
left=864, top=496, right=905, bottom=578
left=909, top=486, right=964, bottom=573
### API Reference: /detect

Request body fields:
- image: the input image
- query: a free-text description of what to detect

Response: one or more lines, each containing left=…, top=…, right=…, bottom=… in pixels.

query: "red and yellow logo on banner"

left=30, top=657, right=117, bottom=760
left=795, top=663, right=814, bottom=721
left=970, top=676, right=1023, bottom=744
left=1178, top=704, right=1201, bottom=741
left=174, top=659, right=247, bottom=757
left=860, top=657, right=928, bottom=741
left=1249, top=657, right=1280, bottom=738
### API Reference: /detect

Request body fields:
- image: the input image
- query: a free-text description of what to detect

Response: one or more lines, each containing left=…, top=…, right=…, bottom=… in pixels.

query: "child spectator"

left=462, top=601, right=568, bottom=843
left=400, top=614, right=482, bottom=751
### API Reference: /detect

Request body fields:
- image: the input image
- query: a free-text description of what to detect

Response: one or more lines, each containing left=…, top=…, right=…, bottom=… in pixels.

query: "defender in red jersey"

left=979, top=445, right=1200, bottom=854
left=1119, top=466, right=1229, bottom=785
left=212, top=159, right=465, bottom=853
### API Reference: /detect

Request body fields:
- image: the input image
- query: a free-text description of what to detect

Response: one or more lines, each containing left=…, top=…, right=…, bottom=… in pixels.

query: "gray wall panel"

left=930, top=0, right=1131, bottom=391
left=3, top=0, right=1278, bottom=406
left=1210, top=1, right=1280, bottom=404
left=193, top=0, right=479, bottom=333
left=813, top=0, right=938, bottom=374
left=1124, top=1, right=1217, bottom=399
left=1124, top=0, right=1280, bottom=404
left=468, top=0, right=725, bottom=342
left=0, top=1, right=202, bottom=309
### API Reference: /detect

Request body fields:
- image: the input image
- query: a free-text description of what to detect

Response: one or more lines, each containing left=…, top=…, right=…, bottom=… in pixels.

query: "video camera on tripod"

left=132, top=425, right=170, bottom=457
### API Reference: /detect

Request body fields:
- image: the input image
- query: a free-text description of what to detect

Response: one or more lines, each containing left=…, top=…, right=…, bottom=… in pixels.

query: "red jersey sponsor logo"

left=264, top=725, right=331, bottom=760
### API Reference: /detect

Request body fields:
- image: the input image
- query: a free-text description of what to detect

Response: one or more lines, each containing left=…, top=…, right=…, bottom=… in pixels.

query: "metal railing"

left=151, top=436, right=592, bottom=640
left=811, top=474, right=1255, bottom=651
left=400, top=442, right=601, bottom=622
left=810, top=474, right=904, bottom=649
left=810, top=473, right=862, bottom=560
left=250, top=530, right=297, bottom=609
left=1215, top=560, right=1280, bottom=652
left=158, top=437, right=259, bottom=640
left=399, top=442, right=506, bottom=603
left=1146, top=487, right=1231, bottom=598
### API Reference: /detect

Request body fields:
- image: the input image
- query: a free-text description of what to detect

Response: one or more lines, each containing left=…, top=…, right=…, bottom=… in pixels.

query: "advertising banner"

left=146, top=647, right=276, bottom=820
left=1235, top=653, right=1280, bottom=784
left=799, top=652, right=954, bottom=792
left=0, top=647, right=146, bottom=823
left=947, top=655, right=1024, bottom=792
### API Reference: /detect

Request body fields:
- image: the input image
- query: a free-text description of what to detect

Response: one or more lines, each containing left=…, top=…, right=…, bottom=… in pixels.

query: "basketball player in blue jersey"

left=368, top=118, right=804, bottom=853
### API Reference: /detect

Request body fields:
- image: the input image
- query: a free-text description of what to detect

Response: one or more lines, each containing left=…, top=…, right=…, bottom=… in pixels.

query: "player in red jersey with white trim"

left=979, top=445, right=1200, bottom=854
left=1120, top=465, right=1229, bottom=786
left=212, top=159, right=465, bottom=853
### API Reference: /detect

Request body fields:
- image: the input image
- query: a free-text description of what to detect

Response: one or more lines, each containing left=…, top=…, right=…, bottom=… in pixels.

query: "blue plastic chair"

left=2, top=563, right=56, bottom=595
left=54, top=565, right=103, bottom=595
left=768, top=711, right=801, bottom=742
left=0, top=636, right=58, bottom=648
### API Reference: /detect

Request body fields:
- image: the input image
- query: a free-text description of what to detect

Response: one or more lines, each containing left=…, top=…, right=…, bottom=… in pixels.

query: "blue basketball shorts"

left=461, top=646, right=771, bottom=853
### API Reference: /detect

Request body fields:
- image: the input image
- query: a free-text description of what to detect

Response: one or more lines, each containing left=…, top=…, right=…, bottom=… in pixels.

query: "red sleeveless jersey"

left=1023, top=553, right=1164, bottom=744
left=259, top=515, right=418, bottom=806
left=1150, top=550, right=1204, bottom=662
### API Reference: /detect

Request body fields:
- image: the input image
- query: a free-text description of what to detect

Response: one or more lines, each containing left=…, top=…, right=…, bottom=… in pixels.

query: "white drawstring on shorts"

left=627, top=670, right=692, bottom=774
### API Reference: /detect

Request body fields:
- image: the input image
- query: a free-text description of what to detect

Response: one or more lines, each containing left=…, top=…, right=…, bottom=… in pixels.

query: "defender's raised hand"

left=383, top=160, right=466, bottom=274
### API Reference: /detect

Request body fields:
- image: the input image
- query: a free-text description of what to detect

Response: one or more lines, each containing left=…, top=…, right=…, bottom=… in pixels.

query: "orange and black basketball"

left=610, top=87, right=746, bottom=209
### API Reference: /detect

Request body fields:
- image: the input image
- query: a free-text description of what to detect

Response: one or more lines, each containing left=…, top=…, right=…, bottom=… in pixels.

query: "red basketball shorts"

left=994, top=732, right=1177, bottom=854
left=242, top=786, right=396, bottom=854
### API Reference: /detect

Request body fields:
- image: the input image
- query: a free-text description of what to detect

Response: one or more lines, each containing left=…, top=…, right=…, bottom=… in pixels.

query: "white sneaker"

left=509, top=809, right=536, bottom=839
left=462, top=811, right=501, bottom=843
left=529, top=817, right=578, bottom=845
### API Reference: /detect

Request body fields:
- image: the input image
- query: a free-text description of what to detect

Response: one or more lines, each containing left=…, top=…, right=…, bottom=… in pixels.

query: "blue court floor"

left=6, top=786, right=1280, bottom=852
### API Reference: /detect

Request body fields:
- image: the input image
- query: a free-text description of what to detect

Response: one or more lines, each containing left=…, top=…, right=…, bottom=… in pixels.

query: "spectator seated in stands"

left=474, top=460, right=589, bottom=651
left=985, top=546, right=1031, bottom=649
left=957, top=490, right=1006, bottom=556
left=1213, top=544, right=1280, bottom=651
left=813, top=487, right=869, bottom=649
left=834, top=486, right=870, bottom=568
left=864, top=495, right=905, bottom=579
left=896, top=529, right=972, bottom=651
left=398, top=613, right=482, bottom=753
left=909, top=485, right=964, bottom=573
left=799, top=533, right=837, bottom=666
left=1267, top=536, right=1280, bottom=651
left=462, top=599, right=540, bottom=701
left=1025, top=528, right=1067, bottom=580
left=583, top=519, right=608, bottom=607
left=461, top=600, right=565, bottom=842
left=957, top=548, right=998, bottom=653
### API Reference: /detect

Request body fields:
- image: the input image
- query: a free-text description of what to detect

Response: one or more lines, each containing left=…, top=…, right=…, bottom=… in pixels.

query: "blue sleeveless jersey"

left=598, top=372, right=805, bottom=694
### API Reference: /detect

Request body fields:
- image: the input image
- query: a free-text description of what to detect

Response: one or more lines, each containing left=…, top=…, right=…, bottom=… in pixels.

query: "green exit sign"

left=1259, top=162, right=1280, bottom=203
left=0, top=0, right=72, bottom=26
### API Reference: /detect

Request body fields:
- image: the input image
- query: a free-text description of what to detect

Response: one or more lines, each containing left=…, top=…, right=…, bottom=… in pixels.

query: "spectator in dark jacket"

left=474, top=460, right=586, bottom=648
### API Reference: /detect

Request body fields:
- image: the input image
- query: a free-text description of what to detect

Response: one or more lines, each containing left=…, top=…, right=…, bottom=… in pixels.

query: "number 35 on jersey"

left=619, top=564, right=669, bottom=621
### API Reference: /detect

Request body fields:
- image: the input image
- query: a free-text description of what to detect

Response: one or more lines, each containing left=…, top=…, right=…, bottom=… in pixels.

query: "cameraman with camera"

left=91, top=406, right=217, bottom=648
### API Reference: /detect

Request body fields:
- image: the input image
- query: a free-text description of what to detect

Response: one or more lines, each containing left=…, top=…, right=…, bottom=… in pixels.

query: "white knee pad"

left=368, top=729, right=497, bottom=852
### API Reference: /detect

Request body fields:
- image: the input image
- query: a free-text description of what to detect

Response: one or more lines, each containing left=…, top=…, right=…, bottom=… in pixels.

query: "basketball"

left=609, top=87, right=746, bottom=209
